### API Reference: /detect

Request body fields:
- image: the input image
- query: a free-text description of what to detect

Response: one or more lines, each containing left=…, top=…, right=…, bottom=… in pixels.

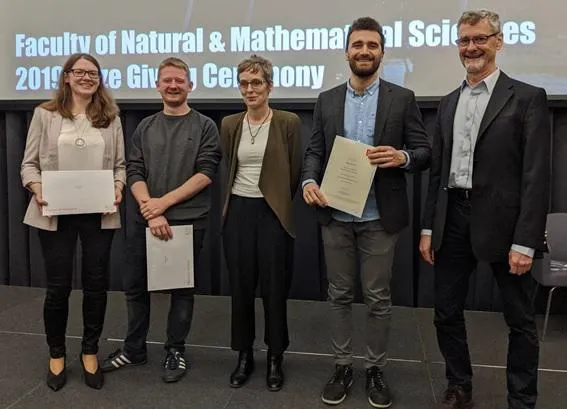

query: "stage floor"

left=0, top=285, right=565, bottom=409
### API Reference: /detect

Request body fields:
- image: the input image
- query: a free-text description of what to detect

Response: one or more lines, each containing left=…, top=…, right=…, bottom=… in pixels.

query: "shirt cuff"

left=302, top=179, right=317, bottom=190
left=400, top=150, right=411, bottom=169
left=511, top=244, right=535, bottom=258
left=421, top=229, right=432, bottom=236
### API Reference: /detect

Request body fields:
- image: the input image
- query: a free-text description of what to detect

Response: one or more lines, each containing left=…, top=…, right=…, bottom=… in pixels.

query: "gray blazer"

left=20, top=107, right=126, bottom=231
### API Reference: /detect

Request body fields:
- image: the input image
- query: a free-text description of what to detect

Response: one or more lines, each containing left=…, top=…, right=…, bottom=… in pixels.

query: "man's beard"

left=461, top=51, right=486, bottom=73
left=349, top=56, right=381, bottom=78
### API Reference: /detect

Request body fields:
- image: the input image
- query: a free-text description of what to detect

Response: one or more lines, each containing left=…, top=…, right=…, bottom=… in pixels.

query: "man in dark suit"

left=302, top=16, right=431, bottom=407
left=419, top=9, right=550, bottom=409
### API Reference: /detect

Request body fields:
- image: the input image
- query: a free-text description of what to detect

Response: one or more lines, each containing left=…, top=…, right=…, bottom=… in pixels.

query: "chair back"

left=547, top=213, right=567, bottom=262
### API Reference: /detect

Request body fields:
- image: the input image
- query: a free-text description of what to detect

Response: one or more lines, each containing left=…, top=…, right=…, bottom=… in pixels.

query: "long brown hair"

left=40, top=53, right=118, bottom=128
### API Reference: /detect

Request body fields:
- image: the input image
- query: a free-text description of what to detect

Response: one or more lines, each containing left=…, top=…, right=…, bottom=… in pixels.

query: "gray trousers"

left=321, top=219, right=399, bottom=368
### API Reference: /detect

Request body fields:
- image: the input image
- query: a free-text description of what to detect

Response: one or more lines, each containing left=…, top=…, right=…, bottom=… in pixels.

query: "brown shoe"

left=436, top=385, right=473, bottom=409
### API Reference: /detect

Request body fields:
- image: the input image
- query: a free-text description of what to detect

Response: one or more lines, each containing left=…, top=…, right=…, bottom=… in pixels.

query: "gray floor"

left=0, top=285, right=565, bottom=409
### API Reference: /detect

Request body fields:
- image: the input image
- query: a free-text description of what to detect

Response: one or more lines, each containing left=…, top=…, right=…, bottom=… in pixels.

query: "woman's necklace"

left=246, top=109, right=271, bottom=145
left=73, top=115, right=89, bottom=149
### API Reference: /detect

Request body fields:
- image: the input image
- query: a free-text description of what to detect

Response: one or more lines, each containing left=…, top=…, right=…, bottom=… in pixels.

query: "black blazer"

left=422, top=71, right=551, bottom=262
left=302, top=79, right=431, bottom=234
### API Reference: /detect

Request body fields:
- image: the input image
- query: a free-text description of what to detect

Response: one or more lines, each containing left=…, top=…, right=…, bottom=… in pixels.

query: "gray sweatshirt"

left=127, top=109, right=222, bottom=226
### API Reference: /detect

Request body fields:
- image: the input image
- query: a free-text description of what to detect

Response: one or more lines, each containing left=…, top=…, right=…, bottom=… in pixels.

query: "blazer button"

left=443, top=187, right=448, bottom=191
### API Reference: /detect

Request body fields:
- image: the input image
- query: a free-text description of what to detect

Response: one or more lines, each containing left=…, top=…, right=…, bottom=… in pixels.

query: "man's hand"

left=140, top=197, right=170, bottom=220
left=148, top=215, right=173, bottom=241
left=303, top=182, right=328, bottom=207
left=509, top=250, right=533, bottom=275
left=367, top=146, right=407, bottom=168
left=419, top=235, right=435, bottom=265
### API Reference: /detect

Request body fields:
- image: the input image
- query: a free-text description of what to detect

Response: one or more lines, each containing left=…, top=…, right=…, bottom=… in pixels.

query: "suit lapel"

left=334, top=84, right=346, bottom=137
left=373, top=81, right=392, bottom=146
left=439, top=88, right=461, bottom=187
left=49, top=111, right=62, bottom=143
left=475, top=74, right=514, bottom=146
left=232, top=112, right=246, bottom=160
left=443, top=88, right=460, bottom=147
left=48, top=112, right=63, bottom=168
left=264, top=109, right=278, bottom=157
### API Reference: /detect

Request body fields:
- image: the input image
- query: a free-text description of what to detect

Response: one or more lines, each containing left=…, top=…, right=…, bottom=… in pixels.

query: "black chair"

left=531, top=213, right=567, bottom=341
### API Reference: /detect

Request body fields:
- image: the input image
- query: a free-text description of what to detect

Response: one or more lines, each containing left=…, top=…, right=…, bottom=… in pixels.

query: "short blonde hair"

left=458, top=9, right=501, bottom=33
left=157, top=57, right=191, bottom=80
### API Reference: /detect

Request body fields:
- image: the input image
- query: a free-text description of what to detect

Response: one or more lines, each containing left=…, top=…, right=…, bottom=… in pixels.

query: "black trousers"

left=122, top=219, right=204, bottom=359
left=38, top=214, right=115, bottom=358
left=224, top=195, right=293, bottom=355
left=434, top=191, right=539, bottom=409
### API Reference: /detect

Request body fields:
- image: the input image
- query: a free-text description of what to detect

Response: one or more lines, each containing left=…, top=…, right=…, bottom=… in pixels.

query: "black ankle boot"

left=46, top=361, right=67, bottom=392
left=266, top=351, right=284, bottom=391
left=81, top=354, right=104, bottom=390
left=230, top=349, right=254, bottom=388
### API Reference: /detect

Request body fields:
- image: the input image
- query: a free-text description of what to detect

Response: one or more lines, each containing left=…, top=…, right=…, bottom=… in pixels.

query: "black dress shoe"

left=230, top=350, right=254, bottom=388
left=436, top=385, right=473, bottom=409
left=266, top=352, right=284, bottom=391
left=81, top=355, right=104, bottom=390
left=46, top=365, right=67, bottom=392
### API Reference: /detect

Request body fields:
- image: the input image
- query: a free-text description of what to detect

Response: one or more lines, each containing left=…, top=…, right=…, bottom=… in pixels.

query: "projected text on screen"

left=3, top=0, right=566, bottom=100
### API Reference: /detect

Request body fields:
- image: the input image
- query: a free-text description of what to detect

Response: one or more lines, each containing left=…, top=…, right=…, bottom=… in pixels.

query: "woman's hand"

left=104, top=183, right=123, bottom=215
left=29, top=182, right=47, bottom=207
left=113, top=185, right=123, bottom=206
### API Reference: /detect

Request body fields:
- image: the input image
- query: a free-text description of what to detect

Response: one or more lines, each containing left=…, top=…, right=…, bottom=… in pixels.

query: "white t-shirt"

left=231, top=121, right=271, bottom=198
left=57, top=114, right=105, bottom=170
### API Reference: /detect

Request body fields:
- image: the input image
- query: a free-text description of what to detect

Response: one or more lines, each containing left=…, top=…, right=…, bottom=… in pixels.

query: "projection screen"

left=2, top=0, right=566, bottom=101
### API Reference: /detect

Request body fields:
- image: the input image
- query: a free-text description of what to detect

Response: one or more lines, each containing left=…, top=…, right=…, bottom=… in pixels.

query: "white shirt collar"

left=461, top=68, right=501, bottom=94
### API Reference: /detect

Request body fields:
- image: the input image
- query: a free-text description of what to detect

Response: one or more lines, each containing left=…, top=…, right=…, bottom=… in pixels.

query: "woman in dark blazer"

left=220, top=54, right=302, bottom=392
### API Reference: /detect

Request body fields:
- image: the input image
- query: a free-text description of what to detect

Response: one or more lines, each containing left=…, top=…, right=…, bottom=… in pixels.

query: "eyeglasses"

left=456, top=32, right=500, bottom=47
left=238, top=79, right=266, bottom=90
left=68, top=69, right=100, bottom=79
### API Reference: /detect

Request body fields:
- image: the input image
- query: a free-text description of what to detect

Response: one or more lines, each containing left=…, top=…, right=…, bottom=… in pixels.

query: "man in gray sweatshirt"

left=102, top=57, right=221, bottom=384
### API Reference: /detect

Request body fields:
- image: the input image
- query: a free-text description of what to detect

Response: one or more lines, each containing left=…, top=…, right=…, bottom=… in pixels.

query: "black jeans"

left=434, top=191, right=539, bottom=409
left=38, top=214, right=115, bottom=358
left=123, top=219, right=205, bottom=359
left=224, top=196, right=293, bottom=355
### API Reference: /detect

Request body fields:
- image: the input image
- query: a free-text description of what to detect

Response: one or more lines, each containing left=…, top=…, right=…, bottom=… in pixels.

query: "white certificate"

left=41, top=170, right=116, bottom=216
left=320, top=136, right=377, bottom=218
left=146, top=225, right=194, bottom=291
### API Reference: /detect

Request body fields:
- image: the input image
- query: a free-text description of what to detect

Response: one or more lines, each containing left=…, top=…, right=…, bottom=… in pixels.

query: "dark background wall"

left=1, top=99, right=566, bottom=312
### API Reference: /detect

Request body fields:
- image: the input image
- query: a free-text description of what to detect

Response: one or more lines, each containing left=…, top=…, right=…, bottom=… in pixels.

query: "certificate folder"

left=320, top=136, right=377, bottom=218
left=146, top=225, right=194, bottom=291
left=41, top=170, right=116, bottom=216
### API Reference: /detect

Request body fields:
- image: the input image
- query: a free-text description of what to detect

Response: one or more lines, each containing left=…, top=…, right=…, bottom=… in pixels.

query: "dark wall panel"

left=6, top=113, right=30, bottom=286
left=0, top=113, right=8, bottom=285
left=0, top=100, right=565, bottom=312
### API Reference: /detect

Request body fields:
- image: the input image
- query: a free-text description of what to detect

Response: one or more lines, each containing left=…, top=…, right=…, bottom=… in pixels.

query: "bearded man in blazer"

left=419, top=10, right=550, bottom=409
left=302, top=16, right=431, bottom=408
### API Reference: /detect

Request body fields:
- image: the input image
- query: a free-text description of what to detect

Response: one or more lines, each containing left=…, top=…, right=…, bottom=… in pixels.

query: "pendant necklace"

left=73, top=114, right=88, bottom=149
left=246, top=109, right=271, bottom=145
